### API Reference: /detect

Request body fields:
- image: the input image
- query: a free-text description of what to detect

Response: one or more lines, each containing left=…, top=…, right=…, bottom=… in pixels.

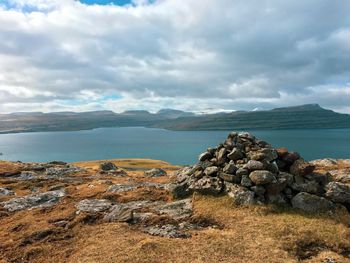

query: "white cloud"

left=0, top=0, right=349, bottom=113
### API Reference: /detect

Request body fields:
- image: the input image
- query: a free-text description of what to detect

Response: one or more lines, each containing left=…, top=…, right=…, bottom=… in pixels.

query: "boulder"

left=144, top=168, right=167, bottom=177
left=325, top=182, right=350, bottom=204
left=244, top=160, right=265, bottom=171
left=2, top=190, right=65, bottom=212
left=227, top=148, right=243, bottom=161
left=198, top=151, right=212, bottom=162
left=290, top=159, right=315, bottom=177
left=291, top=192, right=334, bottom=213
left=100, top=162, right=117, bottom=171
left=189, top=176, right=223, bottom=195
left=204, top=166, right=219, bottom=177
left=226, top=184, right=255, bottom=206
left=169, top=180, right=194, bottom=199
left=249, top=170, right=276, bottom=185
left=218, top=172, right=241, bottom=183
left=241, top=174, right=253, bottom=187
left=76, top=199, right=112, bottom=213
left=215, top=147, right=227, bottom=165
left=103, top=205, right=133, bottom=222
left=223, top=162, right=237, bottom=174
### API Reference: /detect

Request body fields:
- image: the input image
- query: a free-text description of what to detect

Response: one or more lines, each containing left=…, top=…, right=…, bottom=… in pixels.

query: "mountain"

left=151, top=104, right=350, bottom=130
left=0, top=104, right=349, bottom=133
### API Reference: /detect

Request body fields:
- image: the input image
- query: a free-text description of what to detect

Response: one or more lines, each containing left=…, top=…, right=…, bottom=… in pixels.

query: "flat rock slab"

left=143, top=224, right=190, bottom=238
left=2, top=190, right=65, bottom=212
left=155, top=199, right=192, bottom=220
left=0, top=187, right=15, bottom=196
left=76, top=199, right=112, bottom=213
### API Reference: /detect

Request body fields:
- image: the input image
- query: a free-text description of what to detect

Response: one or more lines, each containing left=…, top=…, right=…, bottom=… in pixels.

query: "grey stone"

left=100, top=162, right=117, bottom=171
left=291, top=180, right=322, bottom=195
left=218, top=172, right=241, bottom=183
left=325, top=182, right=350, bottom=204
left=244, top=160, right=265, bottom=171
left=241, top=174, right=253, bottom=187
left=223, top=162, right=237, bottom=174
left=143, top=224, right=190, bottom=238
left=291, top=192, right=334, bottom=213
left=249, top=170, right=276, bottom=185
left=155, top=199, right=192, bottom=220
left=227, top=148, right=244, bottom=161
left=144, top=168, right=167, bottom=177
left=0, top=187, right=15, bottom=196
left=103, top=205, right=133, bottom=222
left=204, top=166, right=219, bottom=177
left=251, top=186, right=265, bottom=196
left=226, top=184, right=255, bottom=206
left=2, top=190, right=65, bottom=212
left=76, top=199, right=112, bottom=213
left=189, top=176, right=223, bottom=195
left=198, top=151, right=212, bottom=162
left=107, top=184, right=137, bottom=193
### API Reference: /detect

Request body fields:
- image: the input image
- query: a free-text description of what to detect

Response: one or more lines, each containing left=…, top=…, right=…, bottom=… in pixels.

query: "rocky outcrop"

left=144, top=168, right=167, bottom=177
left=2, top=190, right=65, bottom=212
left=169, top=131, right=348, bottom=213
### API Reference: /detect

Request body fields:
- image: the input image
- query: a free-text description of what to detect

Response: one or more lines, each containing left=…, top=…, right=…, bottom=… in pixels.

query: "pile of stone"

left=170, top=132, right=350, bottom=213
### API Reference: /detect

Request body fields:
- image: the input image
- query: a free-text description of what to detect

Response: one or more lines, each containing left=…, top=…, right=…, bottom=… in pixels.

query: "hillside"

left=153, top=104, right=350, bottom=130
left=0, top=104, right=350, bottom=134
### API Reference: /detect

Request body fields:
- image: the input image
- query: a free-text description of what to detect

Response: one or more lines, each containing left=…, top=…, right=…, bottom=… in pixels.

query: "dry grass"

left=0, top=159, right=350, bottom=262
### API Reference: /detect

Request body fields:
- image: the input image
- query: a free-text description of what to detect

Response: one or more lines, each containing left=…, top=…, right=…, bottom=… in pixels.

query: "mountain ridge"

left=0, top=104, right=349, bottom=134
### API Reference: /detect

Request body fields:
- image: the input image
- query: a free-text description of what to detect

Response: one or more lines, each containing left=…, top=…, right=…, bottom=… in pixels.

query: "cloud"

left=0, top=0, right=350, bottom=113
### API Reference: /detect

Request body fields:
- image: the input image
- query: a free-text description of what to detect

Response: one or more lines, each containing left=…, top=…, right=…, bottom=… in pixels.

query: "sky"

left=0, top=0, right=350, bottom=114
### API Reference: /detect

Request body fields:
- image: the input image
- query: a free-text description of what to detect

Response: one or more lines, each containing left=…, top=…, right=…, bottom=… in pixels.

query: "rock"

left=223, top=162, right=237, bottom=174
left=107, top=184, right=137, bottom=193
left=291, top=180, right=322, bottom=195
left=236, top=168, right=249, bottom=177
left=290, top=159, right=315, bottom=177
left=46, top=166, right=84, bottom=176
left=260, top=148, right=278, bottom=162
left=144, top=168, right=167, bottom=177
left=204, top=166, right=219, bottom=177
left=251, top=186, right=265, bottom=196
left=249, top=170, right=275, bottom=185
left=265, top=177, right=288, bottom=195
left=227, top=148, right=243, bottom=161
left=310, top=158, right=338, bottom=167
left=143, top=225, right=190, bottom=238
left=277, top=172, right=294, bottom=186
left=48, top=161, right=67, bottom=165
left=169, top=180, right=194, bottom=199
left=241, top=174, right=253, bottom=187
left=226, top=184, right=255, bottom=206
left=328, top=169, right=350, bottom=184
left=100, top=162, right=117, bottom=171
left=283, top=152, right=300, bottom=165
left=304, top=173, right=331, bottom=186
left=215, top=148, right=227, bottom=165
left=2, top=190, right=65, bottom=212
left=103, top=205, right=133, bottom=222
left=218, top=172, right=241, bottom=183
left=155, top=199, right=192, bottom=220
left=108, top=169, right=128, bottom=177
left=198, top=151, right=212, bottom=162
left=76, top=199, right=112, bottom=213
left=189, top=176, right=223, bottom=195
left=291, top=192, right=334, bottom=213
left=267, top=194, right=287, bottom=205
left=0, top=188, right=15, bottom=196
left=264, top=161, right=279, bottom=174
left=325, top=182, right=350, bottom=204
left=244, top=160, right=265, bottom=171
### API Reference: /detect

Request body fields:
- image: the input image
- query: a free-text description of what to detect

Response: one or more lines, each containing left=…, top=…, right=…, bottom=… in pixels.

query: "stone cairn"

left=170, top=131, right=350, bottom=213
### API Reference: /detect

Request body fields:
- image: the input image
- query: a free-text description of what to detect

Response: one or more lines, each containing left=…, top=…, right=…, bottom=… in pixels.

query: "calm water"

left=0, top=127, right=349, bottom=165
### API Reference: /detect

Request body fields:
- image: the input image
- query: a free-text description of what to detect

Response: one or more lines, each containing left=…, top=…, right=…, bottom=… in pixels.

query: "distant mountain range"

left=0, top=104, right=349, bottom=134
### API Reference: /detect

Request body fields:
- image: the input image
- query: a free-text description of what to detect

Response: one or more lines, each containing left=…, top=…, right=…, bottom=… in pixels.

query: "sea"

left=0, top=127, right=349, bottom=165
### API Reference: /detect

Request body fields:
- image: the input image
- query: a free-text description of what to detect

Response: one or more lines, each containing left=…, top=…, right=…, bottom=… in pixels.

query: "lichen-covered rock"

left=226, top=184, right=255, bottom=206
left=100, top=162, right=117, bottom=171
left=203, top=166, right=219, bottom=177
left=2, top=190, right=65, bottom=212
left=155, top=199, right=192, bottom=220
left=189, top=176, right=223, bottom=195
left=223, top=162, right=237, bottom=174
left=244, top=160, right=265, bottom=171
left=76, top=199, right=112, bottom=213
left=325, top=182, right=350, bottom=204
left=291, top=192, right=334, bottom=213
left=227, top=148, right=243, bottom=161
left=103, top=205, right=133, bottom=222
left=198, top=151, right=212, bottom=162
left=0, top=187, right=15, bottom=196
left=144, top=168, right=167, bottom=177
left=249, top=170, right=276, bottom=185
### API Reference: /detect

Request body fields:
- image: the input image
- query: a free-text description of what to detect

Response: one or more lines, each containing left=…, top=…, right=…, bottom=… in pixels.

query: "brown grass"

left=0, top=159, right=350, bottom=262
